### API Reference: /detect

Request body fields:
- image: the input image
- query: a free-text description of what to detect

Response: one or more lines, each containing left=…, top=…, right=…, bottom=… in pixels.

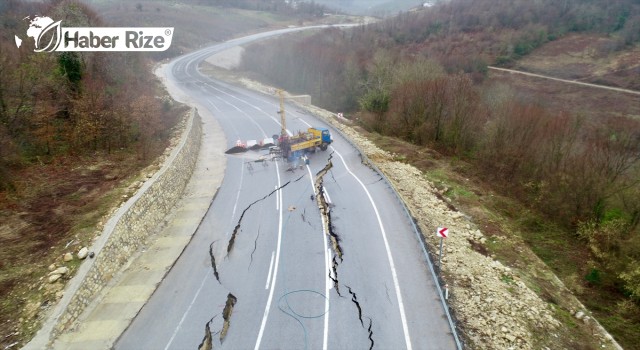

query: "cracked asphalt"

left=113, top=27, right=457, bottom=350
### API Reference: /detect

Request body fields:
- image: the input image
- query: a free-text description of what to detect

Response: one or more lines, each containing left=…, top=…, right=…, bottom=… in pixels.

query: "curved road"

left=116, top=27, right=457, bottom=350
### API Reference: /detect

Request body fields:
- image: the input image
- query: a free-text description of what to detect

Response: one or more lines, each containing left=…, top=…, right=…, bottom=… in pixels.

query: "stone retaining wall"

left=47, top=109, right=202, bottom=342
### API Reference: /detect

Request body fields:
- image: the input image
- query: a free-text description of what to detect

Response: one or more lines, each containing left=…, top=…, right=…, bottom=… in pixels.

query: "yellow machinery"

left=276, top=90, right=332, bottom=161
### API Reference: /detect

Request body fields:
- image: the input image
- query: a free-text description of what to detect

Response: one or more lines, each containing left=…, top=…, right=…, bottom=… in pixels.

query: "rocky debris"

left=48, top=263, right=56, bottom=271
left=50, top=267, right=69, bottom=276
left=62, top=253, right=73, bottom=262
left=77, top=247, right=88, bottom=260
left=48, top=274, right=62, bottom=284
left=47, top=266, right=69, bottom=284
left=373, top=160, right=562, bottom=349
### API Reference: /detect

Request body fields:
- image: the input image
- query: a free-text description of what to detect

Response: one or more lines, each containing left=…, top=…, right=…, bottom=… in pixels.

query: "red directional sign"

left=437, top=227, right=449, bottom=238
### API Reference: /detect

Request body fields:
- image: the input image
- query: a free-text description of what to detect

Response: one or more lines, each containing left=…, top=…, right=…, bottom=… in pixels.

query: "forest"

left=239, top=0, right=640, bottom=346
left=0, top=0, right=181, bottom=191
left=0, top=1, right=188, bottom=347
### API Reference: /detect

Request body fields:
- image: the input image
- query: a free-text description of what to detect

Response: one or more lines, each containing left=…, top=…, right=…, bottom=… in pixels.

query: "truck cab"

left=319, top=128, right=332, bottom=144
left=309, top=127, right=332, bottom=150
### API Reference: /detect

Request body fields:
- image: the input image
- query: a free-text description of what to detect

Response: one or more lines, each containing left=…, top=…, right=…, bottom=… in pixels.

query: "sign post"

left=436, top=227, right=449, bottom=270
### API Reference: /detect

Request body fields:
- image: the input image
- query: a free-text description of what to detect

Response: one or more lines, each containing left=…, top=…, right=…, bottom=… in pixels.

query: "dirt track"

left=488, top=66, right=640, bottom=95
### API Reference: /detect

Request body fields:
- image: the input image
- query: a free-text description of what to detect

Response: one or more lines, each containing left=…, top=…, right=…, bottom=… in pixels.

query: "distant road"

left=488, top=66, right=640, bottom=96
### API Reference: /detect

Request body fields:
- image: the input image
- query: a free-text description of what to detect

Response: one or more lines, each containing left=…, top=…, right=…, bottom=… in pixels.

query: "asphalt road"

left=115, top=26, right=457, bottom=350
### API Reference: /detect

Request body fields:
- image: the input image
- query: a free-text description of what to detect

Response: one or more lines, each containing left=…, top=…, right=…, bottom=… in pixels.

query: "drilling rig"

left=273, top=90, right=332, bottom=162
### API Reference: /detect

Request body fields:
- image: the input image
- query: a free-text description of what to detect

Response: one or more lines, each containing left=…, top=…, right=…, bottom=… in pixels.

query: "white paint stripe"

left=299, top=119, right=312, bottom=127
left=211, top=92, right=268, bottom=138
left=324, top=247, right=331, bottom=350
left=331, top=147, right=413, bottom=350
left=205, top=83, right=282, bottom=129
left=210, top=96, right=240, bottom=139
left=306, top=164, right=331, bottom=350
left=164, top=274, right=210, bottom=350
left=275, top=185, right=279, bottom=211
left=230, top=157, right=245, bottom=231
left=206, top=98, right=221, bottom=112
left=254, top=161, right=283, bottom=350
left=265, top=251, right=275, bottom=290
left=323, top=188, right=332, bottom=204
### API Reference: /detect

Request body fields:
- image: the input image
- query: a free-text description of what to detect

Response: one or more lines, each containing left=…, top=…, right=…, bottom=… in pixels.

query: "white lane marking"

left=331, top=147, right=413, bottom=350
left=265, top=251, right=275, bottom=290
left=206, top=98, right=221, bottom=112
left=305, top=164, right=331, bottom=350
left=324, top=247, right=331, bottom=350
left=204, top=83, right=282, bottom=127
left=230, top=157, right=245, bottom=232
left=254, top=161, right=284, bottom=350
left=323, top=188, right=332, bottom=205
left=209, top=96, right=240, bottom=139
left=164, top=274, right=210, bottom=350
left=275, top=185, right=279, bottom=211
left=211, top=93, right=268, bottom=138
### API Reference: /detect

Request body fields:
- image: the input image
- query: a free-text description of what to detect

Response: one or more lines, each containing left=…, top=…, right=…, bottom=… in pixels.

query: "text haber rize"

left=64, top=31, right=165, bottom=49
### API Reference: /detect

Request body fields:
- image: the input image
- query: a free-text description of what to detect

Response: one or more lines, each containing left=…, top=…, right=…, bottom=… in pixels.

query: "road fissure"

left=220, top=293, right=237, bottom=343
left=197, top=317, right=215, bottom=350
left=226, top=174, right=305, bottom=255
left=209, top=242, right=221, bottom=283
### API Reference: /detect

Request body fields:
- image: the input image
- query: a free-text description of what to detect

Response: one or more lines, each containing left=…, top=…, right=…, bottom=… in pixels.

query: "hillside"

left=514, top=34, right=640, bottom=91
left=82, top=0, right=330, bottom=58
left=232, top=0, right=640, bottom=347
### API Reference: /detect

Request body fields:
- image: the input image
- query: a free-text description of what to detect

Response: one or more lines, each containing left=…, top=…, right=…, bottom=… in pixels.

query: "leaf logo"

left=34, top=20, right=62, bottom=52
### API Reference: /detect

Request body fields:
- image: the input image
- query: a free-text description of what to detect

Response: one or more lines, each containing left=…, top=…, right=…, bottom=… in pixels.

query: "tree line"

left=200, top=0, right=331, bottom=17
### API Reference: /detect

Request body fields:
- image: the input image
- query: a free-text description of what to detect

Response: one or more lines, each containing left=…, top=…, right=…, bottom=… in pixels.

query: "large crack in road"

left=198, top=169, right=308, bottom=347
left=220, top=293, right=237, bottom=343
left=209, top=242, right=221, bottom=283
left=315, top=153, right=375, bottom=347
left=199, top=153, right=376, bottom=348
left=314, top=153, right=343, bottom=261
left=198, top=317, right=215, bottom=350
left=347, top=285, right=375, bottom=349
left=226, top=174, right=306, bottom=255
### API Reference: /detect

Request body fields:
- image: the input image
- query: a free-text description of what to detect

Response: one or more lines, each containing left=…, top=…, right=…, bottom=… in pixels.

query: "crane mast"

left=277, top=89, right=287, bottom=137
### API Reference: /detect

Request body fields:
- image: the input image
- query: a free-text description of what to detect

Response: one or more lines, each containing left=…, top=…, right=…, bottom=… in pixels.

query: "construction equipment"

left=273, top=89, right=332, bottom=162
left=226, top=89, right=332, bottom=163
